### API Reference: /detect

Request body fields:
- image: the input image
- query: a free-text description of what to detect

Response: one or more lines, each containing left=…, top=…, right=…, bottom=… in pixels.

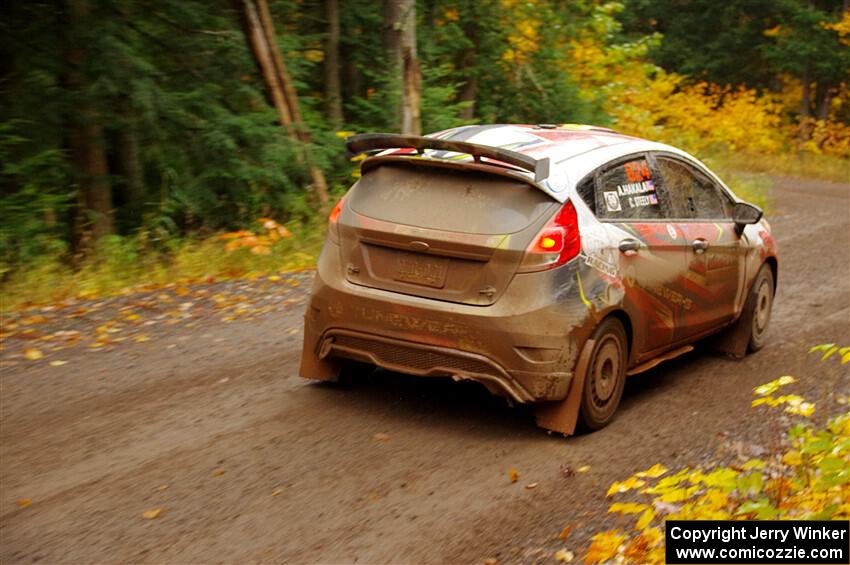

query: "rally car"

left=299, top=124, right=777, bottom=434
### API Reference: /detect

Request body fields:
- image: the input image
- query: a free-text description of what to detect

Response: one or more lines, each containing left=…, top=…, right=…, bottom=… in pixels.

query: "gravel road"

left=1, top=175, right=848, bottom=564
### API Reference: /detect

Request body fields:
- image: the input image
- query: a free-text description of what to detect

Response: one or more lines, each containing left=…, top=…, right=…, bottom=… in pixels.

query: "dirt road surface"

left=1, top=176, right=848, bottom=564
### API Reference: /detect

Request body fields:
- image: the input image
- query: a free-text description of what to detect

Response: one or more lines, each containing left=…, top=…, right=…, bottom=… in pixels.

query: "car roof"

left=424, top=124, right=716, bottom=203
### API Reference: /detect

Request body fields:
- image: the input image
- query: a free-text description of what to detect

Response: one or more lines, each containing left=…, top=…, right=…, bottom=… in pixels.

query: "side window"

left=655, top=156, right=731, bottom=219
left=595, top=156, right=666, bottom=220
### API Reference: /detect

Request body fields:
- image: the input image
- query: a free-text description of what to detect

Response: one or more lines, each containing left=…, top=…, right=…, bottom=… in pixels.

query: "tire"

left=579, top=318, right=628, bottom=431
left=746, top=265, right=775, bottom=352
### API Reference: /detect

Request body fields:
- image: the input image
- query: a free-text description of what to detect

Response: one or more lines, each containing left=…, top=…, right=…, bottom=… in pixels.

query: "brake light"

left=328, top=195, right=345, bottom=243
left=518, top=200, right=581, bottom=273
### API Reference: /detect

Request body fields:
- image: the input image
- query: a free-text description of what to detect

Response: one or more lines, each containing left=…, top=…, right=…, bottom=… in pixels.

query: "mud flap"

left=533, top=338, right=596, bottom=436
left=708, top=315, right=750, bottom=359
left=709, top=289, right=757, bottom=360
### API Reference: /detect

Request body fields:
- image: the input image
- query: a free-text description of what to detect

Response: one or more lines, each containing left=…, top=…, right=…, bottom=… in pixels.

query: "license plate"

left=394, top=254, right=448, bottom=288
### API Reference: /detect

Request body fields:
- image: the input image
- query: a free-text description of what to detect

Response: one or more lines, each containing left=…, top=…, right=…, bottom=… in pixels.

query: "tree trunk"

left=324, top=0, right=343, bottom=127
left=456, top=76, right=478, bottom=120
left=384, top=0, right=420, bottom=135
left=401, top=4, right=421, bottom=136
left=800, top=65, right=812, bottom=118
left=68, top=121, right=113, bottom=241
left=814, top=81, right=831, bottom=121
left=383, top=0, right=403, bottom=72
left=256, top=0, right=305, bottom=137
left=115, top=103, right=145, bottom=229
left=243, top=0, right=295, bottom=134
left=455, top=18, right=480, bottom=121
left=65, top=0, right=113, bottom=245
left=243, top=0, right=329, bottom=204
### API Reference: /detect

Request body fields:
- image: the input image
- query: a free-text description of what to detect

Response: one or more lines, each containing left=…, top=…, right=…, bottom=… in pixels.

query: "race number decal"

left=604, top=191, right=622, bottom=212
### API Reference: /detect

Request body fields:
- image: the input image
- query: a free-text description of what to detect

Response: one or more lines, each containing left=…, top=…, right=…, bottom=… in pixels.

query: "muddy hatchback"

left=300, top=124, right=778, bottom=434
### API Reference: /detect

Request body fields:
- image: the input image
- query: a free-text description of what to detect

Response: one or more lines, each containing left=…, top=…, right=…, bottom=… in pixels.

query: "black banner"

left=666, top=520, right=849, bottom=564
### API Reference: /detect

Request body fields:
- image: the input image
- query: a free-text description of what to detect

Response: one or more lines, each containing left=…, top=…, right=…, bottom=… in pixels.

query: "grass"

left=706, top=163, right=774, bottom=211
left=0, top=222, right=326, bottom=313
left=706, top=149, right=849, bottom=184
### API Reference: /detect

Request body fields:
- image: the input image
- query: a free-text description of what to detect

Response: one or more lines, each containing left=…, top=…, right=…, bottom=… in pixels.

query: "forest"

left=1, top=0, right=849, bottom=306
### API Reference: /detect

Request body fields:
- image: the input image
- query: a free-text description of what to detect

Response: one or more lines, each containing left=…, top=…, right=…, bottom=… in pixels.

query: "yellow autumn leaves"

left=568, top=3, right=850, bottom=159
left=584, top=347, right=850, bottom=564
left=220, top=218, right=293, bottom=256
left=751, top=375, right=816, bottom=417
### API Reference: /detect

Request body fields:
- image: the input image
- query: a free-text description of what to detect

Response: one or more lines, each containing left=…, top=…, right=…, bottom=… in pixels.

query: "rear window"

left=349, top=163, right=555, bottom=235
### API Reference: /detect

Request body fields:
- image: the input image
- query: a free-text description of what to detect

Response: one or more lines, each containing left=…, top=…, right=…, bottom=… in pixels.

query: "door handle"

left=618, top=239, right=642, bottom=256
left=692, top=238, right=710, bottom=254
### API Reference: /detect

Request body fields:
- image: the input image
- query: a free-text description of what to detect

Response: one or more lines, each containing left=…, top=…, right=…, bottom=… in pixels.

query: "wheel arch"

left=600, top=308, right=634, bottom=364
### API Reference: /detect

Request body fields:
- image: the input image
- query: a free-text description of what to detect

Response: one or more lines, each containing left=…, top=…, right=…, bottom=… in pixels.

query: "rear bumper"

left=300, top=243, right=593, bottom=402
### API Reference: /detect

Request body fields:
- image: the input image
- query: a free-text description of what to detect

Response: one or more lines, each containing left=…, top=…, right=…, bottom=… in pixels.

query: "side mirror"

left=732, top=202, right=763, bottom=230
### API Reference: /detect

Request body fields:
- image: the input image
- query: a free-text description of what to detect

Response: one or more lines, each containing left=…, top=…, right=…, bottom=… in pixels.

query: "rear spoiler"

left=346, top=133, right=551, bottom=183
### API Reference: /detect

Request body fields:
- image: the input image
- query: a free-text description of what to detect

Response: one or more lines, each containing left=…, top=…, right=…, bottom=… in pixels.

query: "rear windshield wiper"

left=346, top=133, right=551, bottom=183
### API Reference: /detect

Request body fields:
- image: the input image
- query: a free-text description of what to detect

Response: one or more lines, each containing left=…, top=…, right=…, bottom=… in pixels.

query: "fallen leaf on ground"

left=154, top=485, right=169, bottom=491
left=16, top=498, right=32, bottom=508
left=606, top=476, right=646, bottom=496
left=577, top=465, right=591, bottom=473
left=558, top=526, right=572, bottom=541
left=508, top=469, right=519, bottom=483
left=372, top=432, right=391, bottom=441
left=49, top=360, right=67, bottom=367
left=635, top=463, right=668, bottom=478
left=554, top=549, right=574, bottom=562
left=141, top=508, right=163, bottom=519
left=212, top=468, right=226, bottom=476
left=525, top=482, right=538, bottom=489
left=271, top=488, right=284, bottom=496
left=24, top=348, right=43, bottom=360
left=483, top=559, right=498, bottom=565
left=585, top=531, right=626, bottom=564
left=134, top=335, right=150, bottom=342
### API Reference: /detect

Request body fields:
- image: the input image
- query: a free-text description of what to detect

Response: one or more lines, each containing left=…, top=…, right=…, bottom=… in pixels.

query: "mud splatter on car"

left=300, top=124, right=778, bottom=434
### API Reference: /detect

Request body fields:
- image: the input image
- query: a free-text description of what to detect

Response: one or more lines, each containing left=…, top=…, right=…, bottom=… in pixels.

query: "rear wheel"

left=579, top=318, right=628, bottom=431
left=747, top=265, right=775, bottom=352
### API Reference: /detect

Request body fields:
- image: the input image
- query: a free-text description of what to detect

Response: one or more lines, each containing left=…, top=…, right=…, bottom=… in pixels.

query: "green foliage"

left=0, top=219, right=326, bottom=312
left=1, top=0, right=846, bottom=300
left=0, top=123, right=72, bottom=273
left=620, top=0, right=850, bottom=91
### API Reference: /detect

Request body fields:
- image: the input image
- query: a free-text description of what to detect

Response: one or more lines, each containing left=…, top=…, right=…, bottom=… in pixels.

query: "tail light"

left=328, top=195, right=345, bottom=243
left=518, top=200, right=581, bottom=273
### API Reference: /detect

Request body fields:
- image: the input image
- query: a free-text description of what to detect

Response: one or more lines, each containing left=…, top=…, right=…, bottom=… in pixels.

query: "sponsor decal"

left=347, top=304, right=483, bottom=346
left=604, top=191, right=622, bottom=212
left=617, top=180, right=656, bottom=196
left=628, top=193, right=658, bottom=208
left=645, top=284, right=693, bottom=310
left=584, top=253, right=619, bottom=278
left=624, top=160, right=652, bottom=182
left=667, top=223, right=678, bottom=240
